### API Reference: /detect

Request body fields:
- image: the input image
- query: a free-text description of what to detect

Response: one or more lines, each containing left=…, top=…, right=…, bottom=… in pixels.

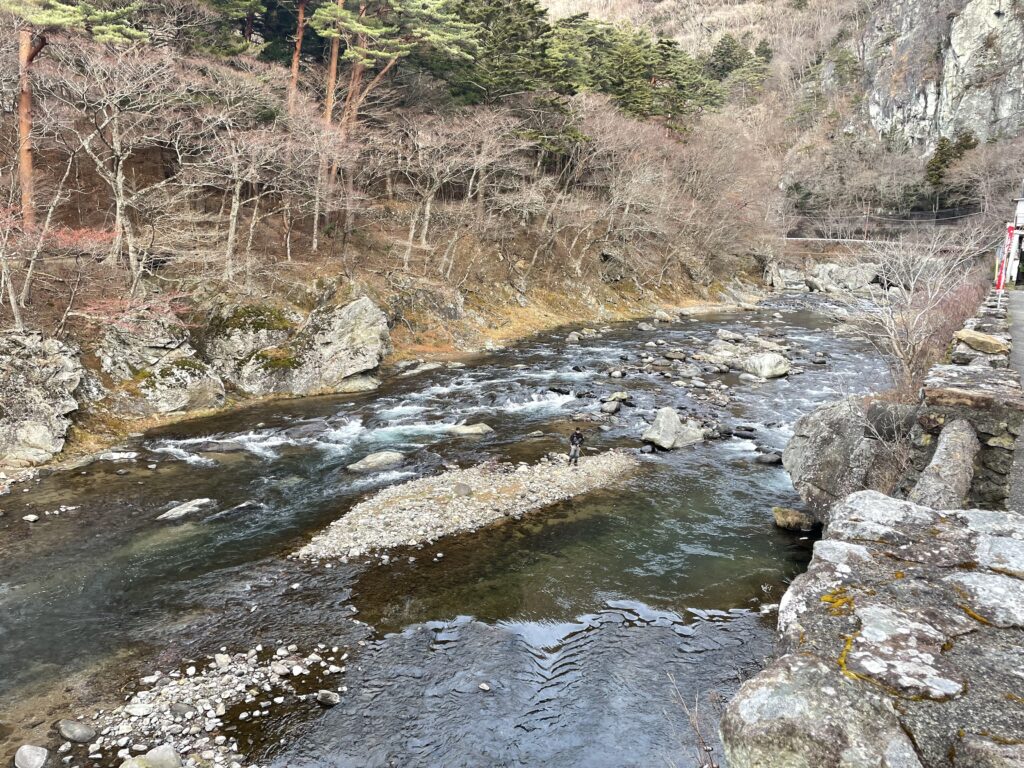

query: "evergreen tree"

left=310, top=0, right=476, bottom=136
left=545, top=14, right=594, bottom=94
left=441, top=0, right=551, bottom=104
left=705, top=33, right=749, bottom=79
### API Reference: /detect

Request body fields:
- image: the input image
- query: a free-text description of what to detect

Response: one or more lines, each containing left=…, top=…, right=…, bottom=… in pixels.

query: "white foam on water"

left=149, top=444, right=217, bottom=467
left=349, top=469, right=417, bottom=490
left=366, top=422, right=454, bottom=443
left=376, top=403, right=429, bottom=420
left=497, top=391, right=577, bottom=413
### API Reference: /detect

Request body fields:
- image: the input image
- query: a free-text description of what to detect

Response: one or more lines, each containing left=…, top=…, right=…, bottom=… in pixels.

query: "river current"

left=0, top=300, right=885, bottom=766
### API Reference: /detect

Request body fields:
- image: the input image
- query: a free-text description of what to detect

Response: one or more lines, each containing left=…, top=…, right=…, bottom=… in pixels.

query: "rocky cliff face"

left=863, top=0, right=1024, bottom=148
left=0, top=333, right=83, bottom=469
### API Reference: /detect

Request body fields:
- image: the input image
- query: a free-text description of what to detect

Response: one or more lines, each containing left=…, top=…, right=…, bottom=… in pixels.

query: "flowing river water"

left=0, top=300, right=886, bottom=767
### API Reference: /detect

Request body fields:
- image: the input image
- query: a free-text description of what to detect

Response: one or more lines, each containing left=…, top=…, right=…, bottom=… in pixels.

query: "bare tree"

left=836, top=226, right=991, bottom=393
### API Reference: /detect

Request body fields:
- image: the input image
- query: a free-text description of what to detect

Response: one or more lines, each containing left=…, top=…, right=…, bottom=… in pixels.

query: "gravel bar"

left=299, top=450, right=640, bottom=560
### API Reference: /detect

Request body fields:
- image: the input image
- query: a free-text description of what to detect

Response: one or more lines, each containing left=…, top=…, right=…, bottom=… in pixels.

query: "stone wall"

left=908, top=293, right=1023, bottom=508
left=722, top=290, right=1024, bottom=767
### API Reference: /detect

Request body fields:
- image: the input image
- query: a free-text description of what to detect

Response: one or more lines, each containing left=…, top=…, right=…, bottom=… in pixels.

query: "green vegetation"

left=252, top=347, right=302, bottom=371
left=217, top=305, right=295, bottom=334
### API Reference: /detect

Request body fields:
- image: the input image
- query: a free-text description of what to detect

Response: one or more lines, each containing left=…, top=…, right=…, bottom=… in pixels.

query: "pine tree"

left=705, top=33, right=749, bottom=80
left=310, top=0, right=476, bottom=136
left=545, top=14, right=594, bottom=94
left=1, top=0, right=144, bottom=231
left=441, top=0, right=551, bottom=104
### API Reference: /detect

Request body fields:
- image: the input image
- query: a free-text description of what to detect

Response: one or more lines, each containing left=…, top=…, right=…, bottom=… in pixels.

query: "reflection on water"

left=0, top=300, right=886, bottom=765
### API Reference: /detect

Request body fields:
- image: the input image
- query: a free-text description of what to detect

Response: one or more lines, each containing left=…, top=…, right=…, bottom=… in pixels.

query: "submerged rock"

left=641, top=408, right=704, bottom=450
left=58, top=718, right=96, bottom=743
left=771, top=506, right=815, bottom=531
left=156, top=498, right=214, bottom=521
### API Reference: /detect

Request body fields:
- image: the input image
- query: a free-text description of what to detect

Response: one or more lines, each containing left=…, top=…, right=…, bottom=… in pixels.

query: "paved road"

left=1007, top=290, right=1024, bottom=512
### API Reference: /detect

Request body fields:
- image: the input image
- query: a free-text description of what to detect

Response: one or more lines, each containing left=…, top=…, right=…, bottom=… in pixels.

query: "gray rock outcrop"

left=722, top=491, right=1024, bottom=768
left=204, top=304, right=297, bottom=380
left=235, top=297, right=390, bottom=397
left=138, top=358, right=225, bottom=414
left=98, top=311, right=192, bottom=381
left=782, top=398, right=887, bottom=521
left=0, top=332, right=84, bottom=469
left=863, top=0, right=1024, bottom=147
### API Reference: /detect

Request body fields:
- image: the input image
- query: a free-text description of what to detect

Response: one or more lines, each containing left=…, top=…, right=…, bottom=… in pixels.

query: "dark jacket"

left=570, top=432, right=585, bottom=447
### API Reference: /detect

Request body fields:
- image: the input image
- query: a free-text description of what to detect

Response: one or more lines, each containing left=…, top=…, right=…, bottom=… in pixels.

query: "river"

left=0, top=299, right=885, bottom=767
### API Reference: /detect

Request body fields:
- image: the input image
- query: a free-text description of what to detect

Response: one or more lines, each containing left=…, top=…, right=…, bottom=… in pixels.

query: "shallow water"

left=0, top=300, right=886, bottom=766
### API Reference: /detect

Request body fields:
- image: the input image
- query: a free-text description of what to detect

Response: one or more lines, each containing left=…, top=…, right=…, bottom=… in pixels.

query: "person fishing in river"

left=568, top=427, right=585, bottom=467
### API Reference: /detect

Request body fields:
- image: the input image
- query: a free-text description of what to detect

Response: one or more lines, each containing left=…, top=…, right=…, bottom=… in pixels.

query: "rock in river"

left=155, top=498, right=213, bottom=521
left=14, top=745, right=48, bottom=768
left=58, top=718, right=96, bottom=743
left=740, top=352, right=790, bottom=379
left=446, top=423, right=494, bottom=437
left=347, top=451, right=405, bottom=473
left=120, top=744, right=183, bottom=768
left=641, top=407, right=704, bottom=450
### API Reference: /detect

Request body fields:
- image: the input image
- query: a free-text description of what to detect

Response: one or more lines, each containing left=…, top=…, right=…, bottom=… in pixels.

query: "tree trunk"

left=17, top=28, right=35, bottom=232
left=420, top=188, right=437, bottom=247
left=244, top=10, right=255, bottom=41
left=21, top=152, right=75, bottom=306
left=287, top=0, right=308, bottom=116
left=225, top=172, right=243, bottom=278
left=323, top=14, right=342, bottom=123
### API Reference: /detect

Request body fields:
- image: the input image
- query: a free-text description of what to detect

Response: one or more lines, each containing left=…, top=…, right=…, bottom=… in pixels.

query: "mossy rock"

left=214, top=305, right=295, bottom=335
left=252, top=346, right=302, bottom=371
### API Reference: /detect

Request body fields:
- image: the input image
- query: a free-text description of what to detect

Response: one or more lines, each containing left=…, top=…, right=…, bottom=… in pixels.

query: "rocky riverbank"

left=723, top=290, right=1024, bottom=767
left=0, top=282, right=760, bottom=496
left=298, top=450, right=640, bottom=561
left=17, top=642, right=352, bottom=768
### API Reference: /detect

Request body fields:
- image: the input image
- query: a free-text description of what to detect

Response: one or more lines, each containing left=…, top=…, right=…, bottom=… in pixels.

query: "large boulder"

left=0, top=332, right=84, bottom=468
left=236, top=297, right=390, bottom=397
left=98, top=310, right=191, bottom=380
left=204, top=304, right=297, bottom=380
left=721, top=654, right=923, bottom=768
left=954, top=329, right=1010, bottom=356
left=138, top=357, right=225, bottom=414
left=740, top=352, right=790, bottom=379
left=14, top=745, right=49, bottom=768
left=783, top=398, right=885, bottom=521
left=642, top=407, right=704, bottom=450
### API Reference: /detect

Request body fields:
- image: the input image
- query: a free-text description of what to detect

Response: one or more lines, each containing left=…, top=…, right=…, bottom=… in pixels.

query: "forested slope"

left=2, top=0, right=1023, bottom=345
